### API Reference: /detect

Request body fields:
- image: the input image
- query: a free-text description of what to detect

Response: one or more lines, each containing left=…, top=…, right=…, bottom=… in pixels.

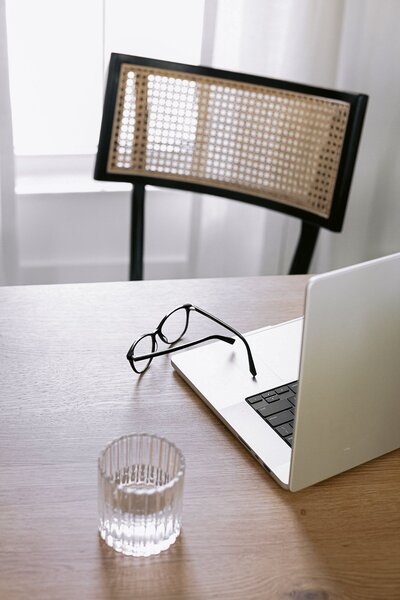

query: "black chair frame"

left=95, top=54, right=368, bottom=279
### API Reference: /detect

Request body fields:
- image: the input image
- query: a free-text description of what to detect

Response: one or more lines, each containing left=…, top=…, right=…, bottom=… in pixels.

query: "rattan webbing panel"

left=108, top=64, right=350, bottom=218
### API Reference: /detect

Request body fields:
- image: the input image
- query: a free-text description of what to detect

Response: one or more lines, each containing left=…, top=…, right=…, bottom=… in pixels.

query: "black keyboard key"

left=275, top=390, right=294, bottom=402
left=289, top=382, right=298, bottom=394
left=266, top=410, right=294, bottom=427
left=250, top=400, right=269, bottom=412
left=285, top=435, right=294, bottom=447
left=265, top=394, right=280, bottom=403
left=262, top=390, right=278, bottom=399
left=287, top=395, right=296, bottom=406
left=246, top=393, right=264, bottom=404
left=275, top=386, right=290, bottom=395
left=275, top=423, right=293, bottom=437
left=256, top=398, right=292, bottom=418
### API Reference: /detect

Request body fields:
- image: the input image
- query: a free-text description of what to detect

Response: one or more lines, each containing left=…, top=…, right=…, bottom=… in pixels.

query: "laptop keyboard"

left=245, top=381, right=298, bottom=447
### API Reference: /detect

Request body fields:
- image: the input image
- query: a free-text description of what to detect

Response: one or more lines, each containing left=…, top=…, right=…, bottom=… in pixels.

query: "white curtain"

left=0, top=0, right=18, bottom=284
left=195, top=0, right=400, bottom=276
left=315, top=0, right=400, bottom=271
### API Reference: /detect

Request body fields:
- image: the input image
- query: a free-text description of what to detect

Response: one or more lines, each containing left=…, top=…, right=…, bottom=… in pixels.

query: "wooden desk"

left=0, top=276, right=399, bottom=599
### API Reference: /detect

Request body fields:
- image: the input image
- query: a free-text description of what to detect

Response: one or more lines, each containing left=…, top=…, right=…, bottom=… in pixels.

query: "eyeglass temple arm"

left=188, top=304, right=257, bottom=377
left=131, top=334, right=235, bottom=362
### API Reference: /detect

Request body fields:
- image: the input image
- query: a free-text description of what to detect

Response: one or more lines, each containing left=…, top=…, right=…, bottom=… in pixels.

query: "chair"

left=94, top=53, right=368, bottom=280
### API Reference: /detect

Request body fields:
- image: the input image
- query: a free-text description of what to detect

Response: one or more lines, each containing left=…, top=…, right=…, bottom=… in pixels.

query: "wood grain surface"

left=0, top=276, right=399, bottom=600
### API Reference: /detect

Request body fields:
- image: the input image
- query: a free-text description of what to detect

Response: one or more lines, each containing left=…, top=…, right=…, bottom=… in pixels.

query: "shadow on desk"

left=97, top=533, right=194, bottom=599
left=282, top=450, right=400, bottom=599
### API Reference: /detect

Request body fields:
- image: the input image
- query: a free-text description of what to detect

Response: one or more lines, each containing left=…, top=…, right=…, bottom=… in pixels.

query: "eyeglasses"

left=126, top=303, right=257, bottom=377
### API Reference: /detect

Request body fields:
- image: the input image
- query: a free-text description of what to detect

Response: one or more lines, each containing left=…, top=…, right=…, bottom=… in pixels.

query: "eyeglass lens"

left=159, top=307, right=188, bottom=344
left=132, top=333, right=156, bottom=373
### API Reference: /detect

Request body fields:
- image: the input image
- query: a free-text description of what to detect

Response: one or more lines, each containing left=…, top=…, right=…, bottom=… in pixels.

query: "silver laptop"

left=171, top=253, right=400, bottom=491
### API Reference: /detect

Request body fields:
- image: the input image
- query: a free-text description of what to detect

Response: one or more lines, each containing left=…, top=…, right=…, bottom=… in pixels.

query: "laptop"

left=171, top=252, right=400, bottom=491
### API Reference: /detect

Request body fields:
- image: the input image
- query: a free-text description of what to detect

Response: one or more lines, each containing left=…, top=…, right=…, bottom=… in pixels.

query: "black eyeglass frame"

left=126, top=303, right=257, bottom=377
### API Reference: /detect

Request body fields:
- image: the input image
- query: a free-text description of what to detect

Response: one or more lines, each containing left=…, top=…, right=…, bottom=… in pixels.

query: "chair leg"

left=289, top=222, right=320, bottom=275
left=129, top=183, right=146, bottom=280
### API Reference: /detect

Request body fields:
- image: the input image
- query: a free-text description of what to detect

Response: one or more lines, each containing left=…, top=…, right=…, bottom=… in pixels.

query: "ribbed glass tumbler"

left=98, top=433, right=185, bottom=557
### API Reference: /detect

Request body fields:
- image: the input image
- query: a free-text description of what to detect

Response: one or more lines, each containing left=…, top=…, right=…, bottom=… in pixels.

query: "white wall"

left=16, top=170, right=195, bottom=284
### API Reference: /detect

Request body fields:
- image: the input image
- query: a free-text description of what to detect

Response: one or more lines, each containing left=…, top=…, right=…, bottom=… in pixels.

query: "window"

left=6, top=0, right=205, bottom=157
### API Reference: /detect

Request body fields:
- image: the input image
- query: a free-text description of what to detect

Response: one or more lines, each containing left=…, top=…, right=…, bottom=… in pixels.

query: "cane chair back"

left=95, top=54, right=368, bottom=279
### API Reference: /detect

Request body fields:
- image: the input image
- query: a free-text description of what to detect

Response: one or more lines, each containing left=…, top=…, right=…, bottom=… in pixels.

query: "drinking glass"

left=98, top=433, right=185, bottom=556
